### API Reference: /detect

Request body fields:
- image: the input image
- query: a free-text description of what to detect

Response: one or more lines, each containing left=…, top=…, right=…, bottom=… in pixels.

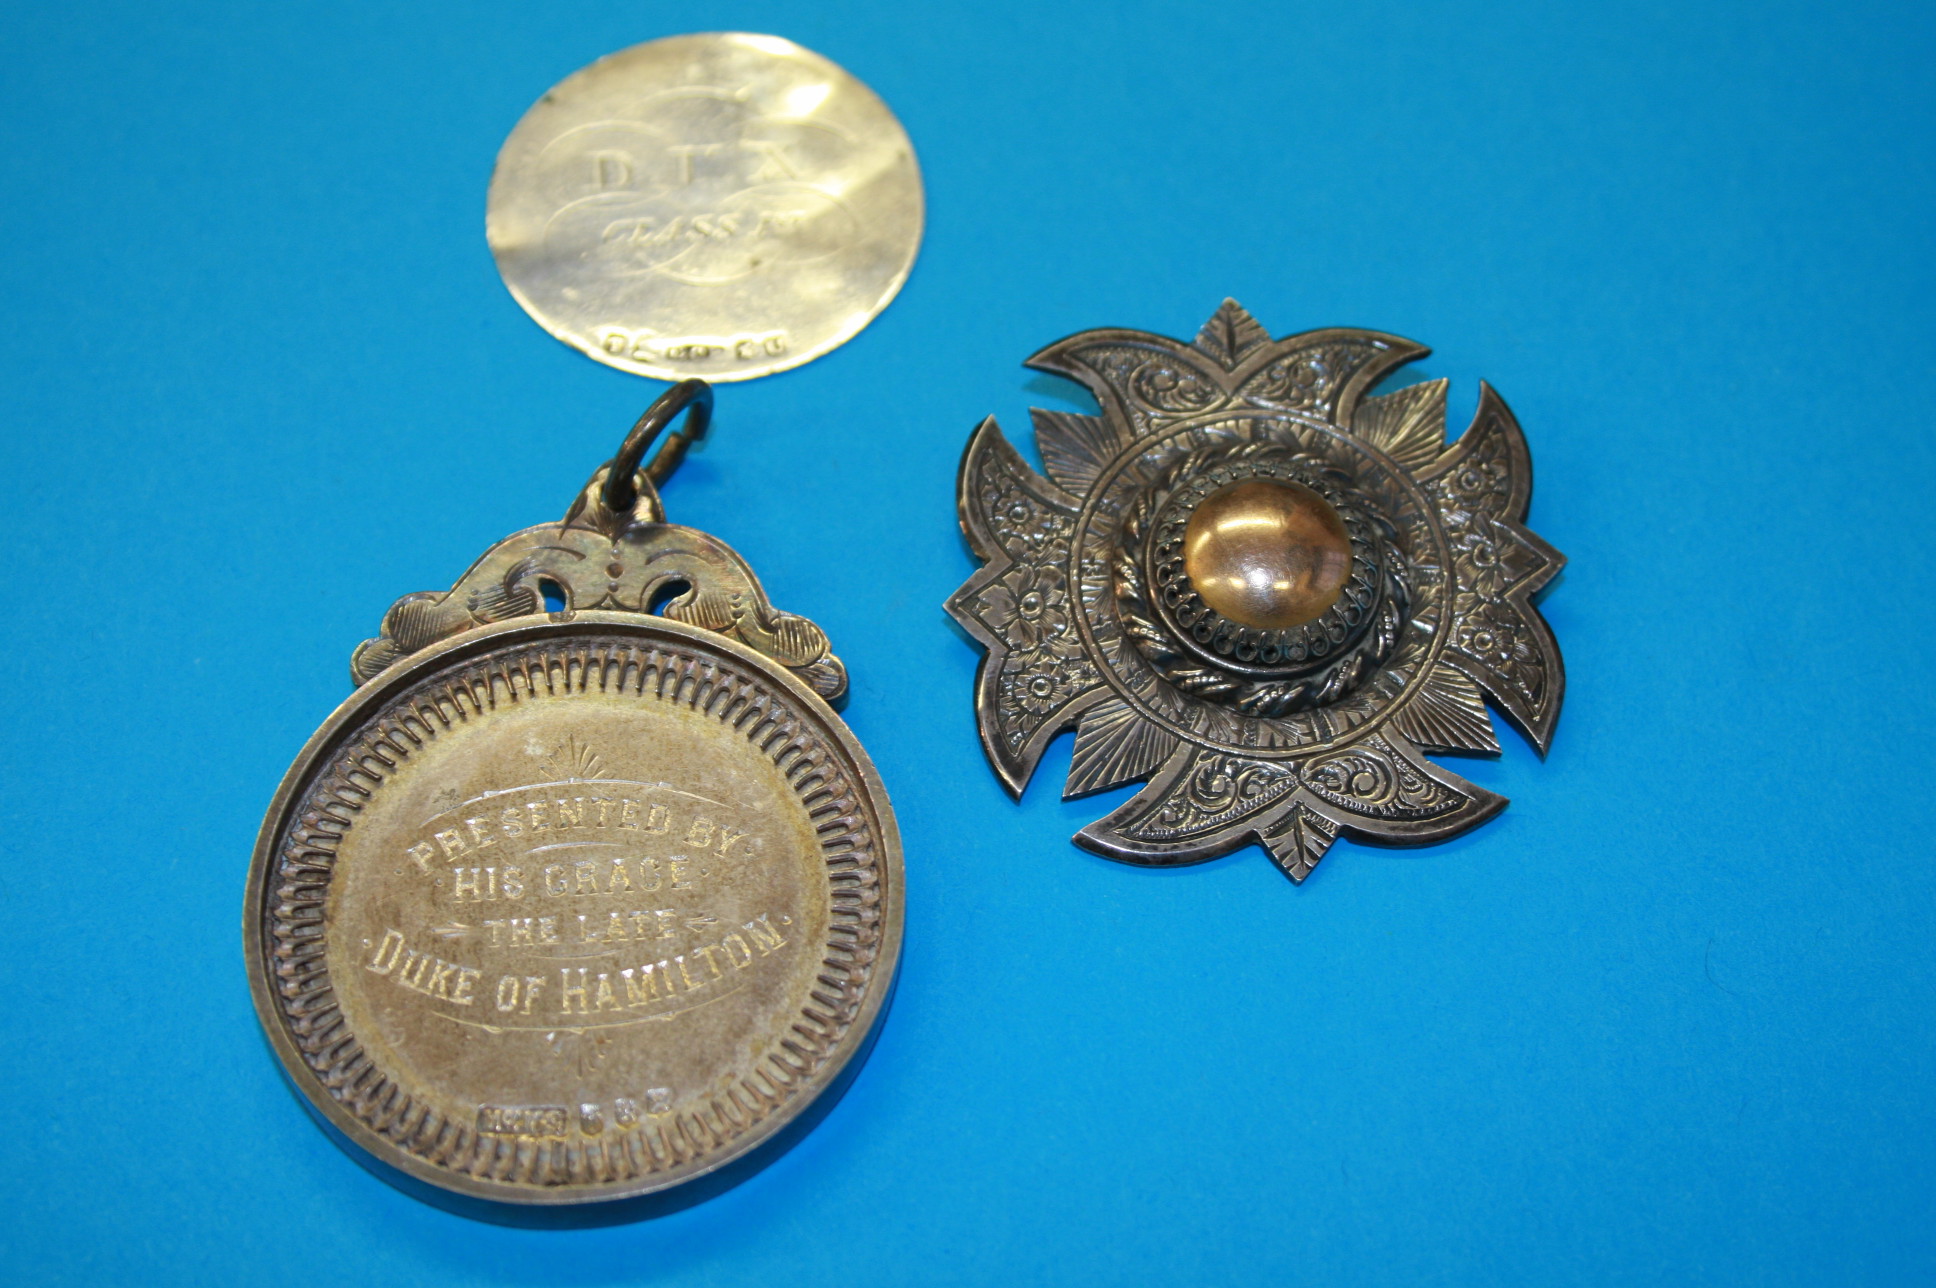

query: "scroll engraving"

left=349, top=449, right=846, bottom=702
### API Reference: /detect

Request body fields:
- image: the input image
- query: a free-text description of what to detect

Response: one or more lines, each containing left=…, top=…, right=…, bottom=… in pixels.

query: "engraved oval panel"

left=245, top=614, right=902, bottom=1207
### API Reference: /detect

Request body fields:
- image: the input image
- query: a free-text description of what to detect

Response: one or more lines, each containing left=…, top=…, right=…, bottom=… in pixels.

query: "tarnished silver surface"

left=246, top=384, right=901, bottom=1208
left=487, top=33, right=924, bottom=382
left=946, top=302, right=1565, bottom=883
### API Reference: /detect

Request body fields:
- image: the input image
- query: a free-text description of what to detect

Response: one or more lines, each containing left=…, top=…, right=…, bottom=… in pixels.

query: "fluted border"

left=244, top=612, right=902, bottom=1206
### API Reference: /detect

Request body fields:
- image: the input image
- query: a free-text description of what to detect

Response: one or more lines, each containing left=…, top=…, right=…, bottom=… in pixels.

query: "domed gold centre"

left=1182, top=479, right=1352, bottom=630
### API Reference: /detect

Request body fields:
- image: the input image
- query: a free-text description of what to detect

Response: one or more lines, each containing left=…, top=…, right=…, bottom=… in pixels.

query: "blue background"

left=3, top=0, right=1932, bottom=1282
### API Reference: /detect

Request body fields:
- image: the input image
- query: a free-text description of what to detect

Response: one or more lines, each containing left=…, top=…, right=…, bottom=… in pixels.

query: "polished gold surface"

left=1182, top=478, right=1352, bottom=630
left=487, top=32, right=924, bottom=382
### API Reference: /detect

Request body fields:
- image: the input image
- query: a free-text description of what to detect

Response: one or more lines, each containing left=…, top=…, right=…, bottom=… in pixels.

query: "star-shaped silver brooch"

left=946, top=301, right=1565, bottom=883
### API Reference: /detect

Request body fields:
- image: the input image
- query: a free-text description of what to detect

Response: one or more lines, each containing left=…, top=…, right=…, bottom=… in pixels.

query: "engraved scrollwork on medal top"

left=946, top=300, right=1566, bottom=883
left=265, top=631, right=887, bottom=1190
left=348, top=455, right=847, bottom=704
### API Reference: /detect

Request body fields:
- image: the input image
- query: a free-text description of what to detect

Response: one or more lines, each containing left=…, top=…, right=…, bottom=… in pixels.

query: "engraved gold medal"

left=245, top=383, right=902, bottom=1211
left=487, top=33, right=924, bottom=382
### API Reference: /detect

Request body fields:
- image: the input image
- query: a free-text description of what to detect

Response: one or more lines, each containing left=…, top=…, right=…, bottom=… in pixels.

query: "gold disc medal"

left=487, top=33, right=924, bottom=382
left=245, top=384, right=902, bottom=1211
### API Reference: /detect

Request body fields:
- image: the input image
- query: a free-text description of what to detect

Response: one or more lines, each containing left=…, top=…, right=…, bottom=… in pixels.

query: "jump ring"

left=602, top=378, right=713, bottom=513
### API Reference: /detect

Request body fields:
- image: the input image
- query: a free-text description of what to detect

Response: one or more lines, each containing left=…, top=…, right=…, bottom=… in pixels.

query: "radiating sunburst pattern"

left=946, top=302, right=1565, bottom=882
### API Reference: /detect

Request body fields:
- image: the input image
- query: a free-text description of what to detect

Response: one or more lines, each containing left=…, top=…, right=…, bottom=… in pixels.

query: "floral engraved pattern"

left=1455, top=522, right=1510, bottom=600
left=977, top=565, right=1081, bottom=657
left=1457, top=612, right=1542, bottom=678
left=948, top=422, right=1105, bottom=776
left=1002, top=653, right=1097, bottom=720
left=981, top=477, right=1074, bottom=561
left=1423, top=382, right=1566, bottom=743
left=948, top=302, right=1564, bottom=884
left=1132, top=359, right=1224, bottom=414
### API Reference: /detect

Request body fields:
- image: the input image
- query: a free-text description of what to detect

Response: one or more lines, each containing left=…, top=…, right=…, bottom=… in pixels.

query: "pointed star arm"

left=1419, top=384, right=1567, bottom=752
left=945, top=417, right=1107, bottom=795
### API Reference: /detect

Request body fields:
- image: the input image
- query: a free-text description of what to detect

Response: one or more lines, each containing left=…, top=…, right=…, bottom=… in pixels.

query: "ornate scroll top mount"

left=946, top=300, right=1565, bottom=883
left=350, top=381, right=847, bottom=703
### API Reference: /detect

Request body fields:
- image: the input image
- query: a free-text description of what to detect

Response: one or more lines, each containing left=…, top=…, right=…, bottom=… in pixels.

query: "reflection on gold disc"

left=487, top=33, right=925, bottom=381
left=1183, top=479, right=1353, bottom=630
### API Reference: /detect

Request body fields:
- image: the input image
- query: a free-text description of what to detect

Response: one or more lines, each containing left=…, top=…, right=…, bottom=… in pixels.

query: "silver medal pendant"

left=247, top=383, right=902, bottom=1216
